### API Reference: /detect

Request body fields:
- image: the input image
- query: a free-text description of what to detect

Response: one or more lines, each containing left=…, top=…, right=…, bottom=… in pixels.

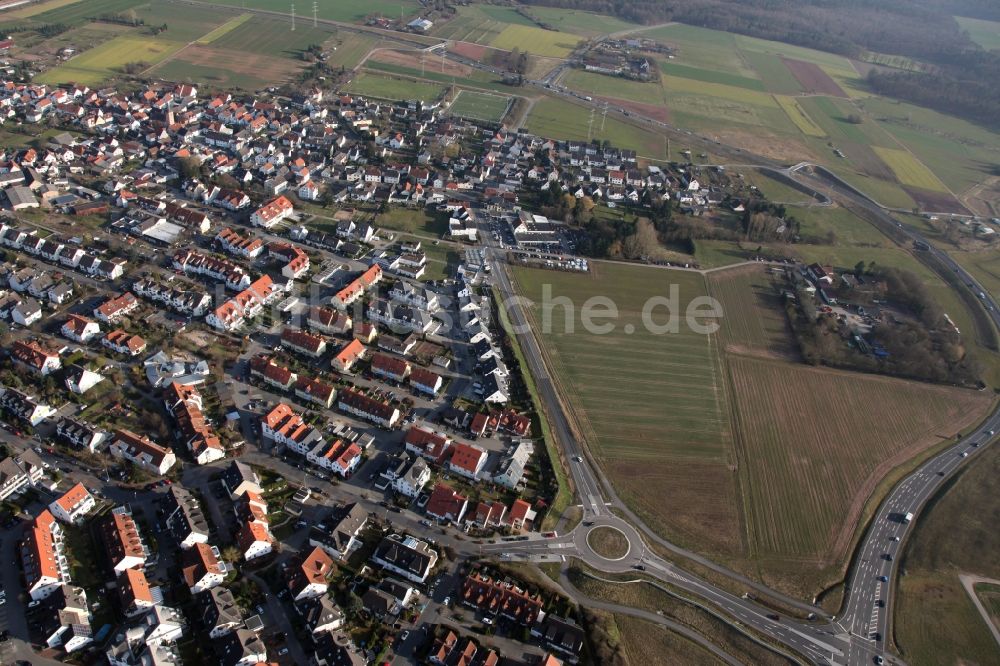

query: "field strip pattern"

left=195, top=12, right=252, bottom=44
left=872, top=146, right=949, bottom=193
left=729, top=355, right=990, bottom=559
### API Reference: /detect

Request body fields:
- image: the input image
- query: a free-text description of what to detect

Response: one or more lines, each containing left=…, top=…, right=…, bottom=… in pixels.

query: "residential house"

left=162, top=486, right=210, bottom=550
left=61, top=314, right=100, bottom=343
left=99, top=511, right=147, bottom=574
left=11, top=338, right=61, bottom=375
left=48, top=482, right=95, bottom=524
left=287, top=546, right=334, bottom=601
left=337, top=387, right=400, bottom=428
left=425, top=483, right=468, bottom=524
left=371, top=533, right=438, bottom=584
left=110, top=429, right=177, bottom=475
left=181, top=542, right=228, bottom=593
left=308, top=502, right=367, bottom=561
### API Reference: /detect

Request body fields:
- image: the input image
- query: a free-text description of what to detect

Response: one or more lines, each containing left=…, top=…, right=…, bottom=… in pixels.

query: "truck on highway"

left=903, top=512, right=914, bottom=524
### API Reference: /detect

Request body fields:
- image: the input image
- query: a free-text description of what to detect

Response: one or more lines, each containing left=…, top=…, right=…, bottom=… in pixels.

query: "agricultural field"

left=344, top=71, right=444, bottom=102
left=728, top=354, right=990, bottom=567
left=872, top=146, right=949, bottom=192
left=0, top=0, right=83, bottom=19
left=563, top=21, right=1000, bottom=212
left=18, top=0, right=143, bottom=24
left=526, top=6, right=639, bottom=38
left=323, top=32, right=379, bottom=70
left=512, top=263, right=744, bottom=557
left=561, top=70, right=668, bottom=106
left=896, top=444, right=1000, bottom=666
left=195, top=12, right=252, bottom=44
left=150, top=44, right=302, bottom=90
left=660, top=61, right=767, bottom=92
left=35, top=34, right=184, bottom=85
left=524, top=96, right=668, bottom=159
left=448, top=90, right=510, bottom=123
left=198, top=0, right=418, bottom=24
left=708, top=266, right=795, bottom=359
left=775, top=95, right=825, bottom=137
left=518, top=259, right=994, bottom=592
left=955, top=15, right=1000, bottom=50
left=209, top=16, right=335, bottom=58
left=490, top=23, right=580, bottom=58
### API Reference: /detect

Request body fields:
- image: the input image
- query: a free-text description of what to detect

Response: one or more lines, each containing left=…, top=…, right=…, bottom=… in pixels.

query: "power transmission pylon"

left=312, top=1, right=317, bottom=28
left=290, top=3, right=295, bottom=31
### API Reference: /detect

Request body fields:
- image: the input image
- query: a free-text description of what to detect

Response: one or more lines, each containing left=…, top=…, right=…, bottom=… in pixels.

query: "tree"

left=621, top=218, right=659, bottom=259
left=221, top=545, right=241, bottom=564
left=177, top=156, right=201, bottom=181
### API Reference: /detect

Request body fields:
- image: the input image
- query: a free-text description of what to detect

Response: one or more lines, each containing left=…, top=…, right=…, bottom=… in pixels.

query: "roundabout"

left=586, top=525, right=631, bottom=560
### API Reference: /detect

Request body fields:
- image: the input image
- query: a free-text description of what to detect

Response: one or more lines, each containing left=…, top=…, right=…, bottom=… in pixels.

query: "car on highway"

left=573, top=455, right=583, bottom=462
left=878, top=575, right=888, bottom=582
left=874, top=657, right=884, bottom=665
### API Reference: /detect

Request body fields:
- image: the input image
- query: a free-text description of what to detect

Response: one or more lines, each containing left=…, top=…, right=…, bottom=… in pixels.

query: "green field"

left=660, top=61, right=767, bottom=92
left=526, top=6, right=639, bottom=37
left=23, top=0, right=143, bottom=24
left=345, top=71, right=445, bottom=102
left=375, top=206, right=448, bottom=236
left=956, top=15, right=1000, bottom=50
left=872, top=146, right=949, bottom=192
left=448, top=90, right=510, bottom=122
left=198, top=0, right=418, bottom=24
left=490, top=23, right=580, bottom=57
left=897, top=445, right=1000, bottom=666
left=561, top=69, right=668, bottom=106
left=195, top=12, right=252, bottom=44
left=524, top=96, right=667, bottom=158
left=36, top=35, right=184, bottom=85
left=210, top=16, right=335, bottom=58
left=775, top=95, right=825, bottom=137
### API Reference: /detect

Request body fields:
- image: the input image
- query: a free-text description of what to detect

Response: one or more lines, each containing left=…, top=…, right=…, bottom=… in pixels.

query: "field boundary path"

left=958, top=573, right=1000, bottom=649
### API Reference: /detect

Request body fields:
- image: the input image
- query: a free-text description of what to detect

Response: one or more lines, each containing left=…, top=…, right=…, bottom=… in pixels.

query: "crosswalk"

left=867, top=582, right=883, bottom=639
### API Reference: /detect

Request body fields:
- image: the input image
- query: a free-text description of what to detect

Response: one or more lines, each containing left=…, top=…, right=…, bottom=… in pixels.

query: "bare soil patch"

left=782, top=57, right=848, bottom=97
left=373, top=48, right=473, bottom=78
left=708, top=129, right=816, bottom=163
left=449, top=40, right=488, bottom=61
left=904, top=186, right=970, bottom=215
left=594, top=95, right=672, bottom=124
left=171, top=45, right=302, bottom=83
left=587, top=526, right=630, bottom=559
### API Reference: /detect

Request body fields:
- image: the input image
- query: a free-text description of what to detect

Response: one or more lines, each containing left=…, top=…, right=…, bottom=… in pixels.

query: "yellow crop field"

left=661, top=75, right=779, bottom=108
left=872, top=146, right=948, bottom=192
left=775, top=95, right=825, bottom=137
left=35, top=36, right=184, bottom=86
left=490, top=24, right=580, bottom=58
left=195, top=12, right=253, bottom=44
